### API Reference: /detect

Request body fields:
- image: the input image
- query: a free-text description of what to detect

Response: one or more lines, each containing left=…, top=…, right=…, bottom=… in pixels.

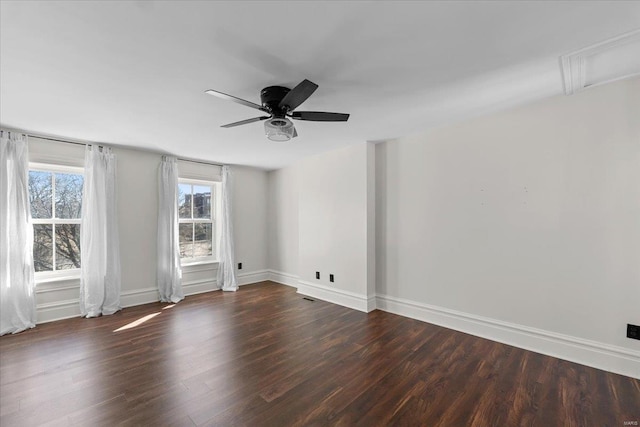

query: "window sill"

left=35, top=271, right=81, bottom=285
left=181, top=259, right=219, bottom=267
left=181, top=260, right=219, bottom=275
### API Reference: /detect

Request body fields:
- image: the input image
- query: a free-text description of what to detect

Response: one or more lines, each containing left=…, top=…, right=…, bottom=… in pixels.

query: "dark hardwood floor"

left=1, top=281, right=638, bottom=426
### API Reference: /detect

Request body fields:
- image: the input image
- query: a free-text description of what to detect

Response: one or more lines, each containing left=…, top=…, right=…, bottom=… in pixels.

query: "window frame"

left=29, top=162, right=84, bottom=281
left=177, top=178, right=218, bottom=265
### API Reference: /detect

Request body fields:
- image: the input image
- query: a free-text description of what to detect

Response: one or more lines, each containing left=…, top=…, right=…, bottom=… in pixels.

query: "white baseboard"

left=376, top=293, right=640, bottom=379
left=37, top=299, right=81, bottom=324
left=183, top=278, right=218, bottom=295
left=296, top=280, right=374, bottom=313
left=366, top=295, right=377, bottom=312
left=267, top=271, right=374, bottom=310
left=180, top=268, right=269, bottom=294
left=237, top=269, right=270, bottom=286
left=268, top=270, right=299, bottom=287
left=105, top=270, right=268, bottom=306
left=121, top=287, right=159, bottom=307
left=34, top=269, right=270, bottom=325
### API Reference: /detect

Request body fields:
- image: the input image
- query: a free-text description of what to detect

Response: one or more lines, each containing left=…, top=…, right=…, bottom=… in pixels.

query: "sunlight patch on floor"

left=113, top=312, right=161, bottom=332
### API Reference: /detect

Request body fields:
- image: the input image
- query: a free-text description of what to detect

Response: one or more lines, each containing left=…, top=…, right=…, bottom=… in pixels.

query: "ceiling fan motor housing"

left=261, top=86, right=290, bottom=117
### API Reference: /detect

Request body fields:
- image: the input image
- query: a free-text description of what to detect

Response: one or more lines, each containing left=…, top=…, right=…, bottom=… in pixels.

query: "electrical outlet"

left=315, top=271, right=320, bottom=280
left=329, top=274, right=334, bottom=282
left=238, top=262, right=242, bottom=270
left=627, top=324, right=640, bottom=340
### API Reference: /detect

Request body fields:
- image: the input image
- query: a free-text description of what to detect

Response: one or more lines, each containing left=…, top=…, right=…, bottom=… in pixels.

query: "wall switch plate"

left=329, top=274, right=334, bottom=282
left=316, top=271, right=320, bottom=280
left=238, top=262, right=242, bottom=270
left=627, top=324, right=640, bottom=340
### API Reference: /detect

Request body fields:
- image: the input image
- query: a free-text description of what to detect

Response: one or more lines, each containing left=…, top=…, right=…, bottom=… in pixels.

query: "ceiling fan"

left=205, top=79, right=349, bottom=142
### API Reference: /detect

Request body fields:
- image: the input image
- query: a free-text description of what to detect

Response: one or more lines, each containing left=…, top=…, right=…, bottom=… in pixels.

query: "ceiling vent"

left=560, top=29, right=640, bottom=95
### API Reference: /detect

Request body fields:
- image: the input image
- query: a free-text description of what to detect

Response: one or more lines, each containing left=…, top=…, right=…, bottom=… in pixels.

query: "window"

left=178, top=181, right=215, bottom=261
left=28, top=165, right=84, bottom=273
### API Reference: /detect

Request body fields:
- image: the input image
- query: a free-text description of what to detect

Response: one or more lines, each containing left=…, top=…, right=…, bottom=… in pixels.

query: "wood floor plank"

left=1, top=281, right=638, bottom=426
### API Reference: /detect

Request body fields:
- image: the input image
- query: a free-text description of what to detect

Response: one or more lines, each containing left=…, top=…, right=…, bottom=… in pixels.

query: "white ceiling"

left=1, top=1, right=639, bottom=169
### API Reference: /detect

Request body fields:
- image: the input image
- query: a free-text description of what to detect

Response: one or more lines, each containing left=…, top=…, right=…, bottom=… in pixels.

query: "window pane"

left=179, top=223, right=194, bottom=258
left=55, top=173, right=83, bottom=219
left=55, top=224, right=81, bottom=270
left=29, top=171, right=52, bottom=219
left=193, top=185, right=211, bottom=219
left=194, top=223, right=212, bottom=257
left=178, top=184, right=192, bottom=219
left=33, top=224, right=53, bottom=272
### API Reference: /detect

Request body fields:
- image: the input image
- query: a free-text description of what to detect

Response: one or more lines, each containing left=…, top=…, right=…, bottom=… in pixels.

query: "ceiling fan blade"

left=221, top=116, right=271, bottom=128
left=205, top=89, right=265, bottom=111
left=290, top=111, right=350, bottom=122
left=278, top=79, right=318, bottom=111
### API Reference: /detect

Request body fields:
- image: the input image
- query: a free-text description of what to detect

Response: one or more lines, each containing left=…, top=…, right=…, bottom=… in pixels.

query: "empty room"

left=1, top=1, right=639, bottom=426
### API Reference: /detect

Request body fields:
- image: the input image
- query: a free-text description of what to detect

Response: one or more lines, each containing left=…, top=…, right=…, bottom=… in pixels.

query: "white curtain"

left=157, top=156, right=183, bottom=303
left=217, top=165, right=237, bottom=291
left=79, top=145, right=121, bottom=317
left=0, top=131, right=37, bottom=335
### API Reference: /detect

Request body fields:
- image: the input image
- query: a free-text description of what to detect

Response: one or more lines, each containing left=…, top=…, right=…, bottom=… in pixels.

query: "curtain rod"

left=3, top=129, right=226, bottom=168
left=177, top=158, right=225, bottom=168
left=27, top=134, right=87, bottom=147
left=1, top=129, right=87, bottom=146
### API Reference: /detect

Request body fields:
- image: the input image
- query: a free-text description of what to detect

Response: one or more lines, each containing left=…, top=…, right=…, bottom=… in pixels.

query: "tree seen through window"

left=29, top=170, right=83, bottom=272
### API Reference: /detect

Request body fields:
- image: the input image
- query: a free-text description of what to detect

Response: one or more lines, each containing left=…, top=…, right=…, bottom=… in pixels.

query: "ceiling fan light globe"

left=267, top=133, right=291, bottom=142
left=264, top=118, right=295, bottom=142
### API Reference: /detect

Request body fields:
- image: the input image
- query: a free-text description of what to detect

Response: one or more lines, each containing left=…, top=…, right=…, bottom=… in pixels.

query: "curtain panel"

left=157, top=155, right=183, bottom=303
left=0, top=131, right=37, bottom=335
left=79, top=145, right=121, bottom=317
left=217, top=165, right=237, bottom=291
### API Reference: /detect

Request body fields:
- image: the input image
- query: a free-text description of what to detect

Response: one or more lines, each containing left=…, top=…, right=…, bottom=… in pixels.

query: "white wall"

left=294, top=142, right=375, bottom=311
left=232, top=165, right=269, bottom=276
left=114, top=146, right=160, bottom=301
left=267, top=166, right=299, bottom=281
left=376, top=77, right=640, bottom=377
left=26, top=139, right=269, bottom=321
left=267, top=143, right=376, bottom=308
